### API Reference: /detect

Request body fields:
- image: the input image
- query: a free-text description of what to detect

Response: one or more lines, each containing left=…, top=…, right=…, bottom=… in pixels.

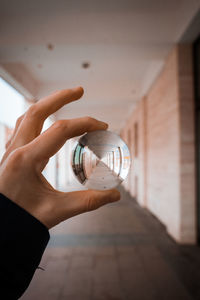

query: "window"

left=0, top=77, right=25, bottom=128
left=134, top=122, right=138, bottom=157
left=128, top=128, right=132, bottom=149
left=0, top=77, right=26, bottom=160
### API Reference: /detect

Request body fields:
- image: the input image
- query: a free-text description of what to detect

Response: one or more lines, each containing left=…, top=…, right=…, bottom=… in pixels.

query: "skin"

left=0, top=87, right=120, bottom=229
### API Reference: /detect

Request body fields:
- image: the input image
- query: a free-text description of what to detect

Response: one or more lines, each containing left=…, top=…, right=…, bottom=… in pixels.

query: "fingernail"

left=72, top=86, right=84, bottom=93
left=103, top=122, right=109, bottom=129
left=99, top=121, right=108, bottom=129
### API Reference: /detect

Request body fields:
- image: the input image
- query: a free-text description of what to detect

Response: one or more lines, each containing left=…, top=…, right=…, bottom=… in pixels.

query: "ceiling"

left=0, top=0, right=199, bottom=132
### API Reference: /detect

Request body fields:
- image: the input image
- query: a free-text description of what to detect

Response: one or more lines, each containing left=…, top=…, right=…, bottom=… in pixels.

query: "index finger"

left=35, top=86, right=84, bottom=119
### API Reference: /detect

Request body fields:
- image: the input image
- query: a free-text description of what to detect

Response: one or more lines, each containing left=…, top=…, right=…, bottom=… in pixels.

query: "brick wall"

left=121, top=45, right=196, bottom=244
left=178, top=45, right=196, bottom=243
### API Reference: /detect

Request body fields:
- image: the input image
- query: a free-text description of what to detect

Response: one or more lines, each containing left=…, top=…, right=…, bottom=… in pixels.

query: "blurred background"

left=0, top=0, right=200, bottom=299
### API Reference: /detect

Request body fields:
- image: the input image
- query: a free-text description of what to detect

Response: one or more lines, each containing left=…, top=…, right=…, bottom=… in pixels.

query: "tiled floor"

left=21, top=187, right=200, bottom=300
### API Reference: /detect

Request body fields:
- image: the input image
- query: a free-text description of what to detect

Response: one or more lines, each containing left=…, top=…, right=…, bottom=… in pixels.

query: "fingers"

left=32, top=87, right=84, bottom=119
left=28, top=117, right=108, bottom=162
left=7, top=87, right=84, bottom=149
left=5, top=114, right=25, bottom=150
left=56, top=189, right=121, bottom=222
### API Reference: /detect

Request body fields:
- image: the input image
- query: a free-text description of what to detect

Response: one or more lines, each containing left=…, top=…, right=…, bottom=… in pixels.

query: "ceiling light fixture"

left=82, top=62, right=90, bottom=69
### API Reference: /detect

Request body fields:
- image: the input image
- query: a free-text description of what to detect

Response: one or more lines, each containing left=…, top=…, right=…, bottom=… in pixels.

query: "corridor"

left=21, top=187, right=200, bottom=300
left=0, top=1, right=200, bottom=299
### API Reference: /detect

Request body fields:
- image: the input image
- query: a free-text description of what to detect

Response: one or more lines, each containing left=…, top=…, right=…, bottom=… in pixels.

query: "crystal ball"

left=72, top=130, right=131, bottom=190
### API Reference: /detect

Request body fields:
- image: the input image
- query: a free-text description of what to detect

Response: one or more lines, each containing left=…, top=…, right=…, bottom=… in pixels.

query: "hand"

left=0, top=87, right=120, bottom=229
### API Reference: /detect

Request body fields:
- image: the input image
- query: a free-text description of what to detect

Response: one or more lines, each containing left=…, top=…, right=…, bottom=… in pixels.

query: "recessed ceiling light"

left=47, top=43, right=54, bottom=51
left=82, top=62, right=90, bottom=69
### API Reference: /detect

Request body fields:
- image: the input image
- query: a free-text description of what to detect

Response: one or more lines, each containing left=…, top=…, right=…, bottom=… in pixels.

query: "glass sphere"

left=72, top=130, right=131, bottom=190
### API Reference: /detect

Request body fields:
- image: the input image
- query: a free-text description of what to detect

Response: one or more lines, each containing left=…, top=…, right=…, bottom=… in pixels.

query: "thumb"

left=56, top=189, right=121, bottom=223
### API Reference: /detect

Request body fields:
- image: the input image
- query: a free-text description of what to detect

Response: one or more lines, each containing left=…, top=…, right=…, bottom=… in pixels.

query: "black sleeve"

left=0, top=193, right=50, bottom=299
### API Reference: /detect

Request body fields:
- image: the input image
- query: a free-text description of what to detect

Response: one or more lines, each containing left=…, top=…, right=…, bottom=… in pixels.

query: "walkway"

left=21, top=187, right=200, bottom=300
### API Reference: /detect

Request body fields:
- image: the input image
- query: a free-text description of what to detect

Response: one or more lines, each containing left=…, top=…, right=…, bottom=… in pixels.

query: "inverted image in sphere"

left=72, top=130, right=131, bottom=190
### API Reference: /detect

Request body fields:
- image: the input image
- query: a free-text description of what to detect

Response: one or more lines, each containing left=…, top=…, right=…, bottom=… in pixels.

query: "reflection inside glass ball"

left=72, top=130, right=131, bottom=190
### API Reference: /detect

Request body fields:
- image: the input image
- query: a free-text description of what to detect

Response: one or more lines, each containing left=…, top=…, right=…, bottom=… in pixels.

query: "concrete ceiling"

left=0, top=0, right=199, bottom=132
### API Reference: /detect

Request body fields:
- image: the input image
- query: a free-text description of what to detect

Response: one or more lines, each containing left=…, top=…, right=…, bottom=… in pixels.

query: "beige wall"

left=121, top=45, right=196, bottom=244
